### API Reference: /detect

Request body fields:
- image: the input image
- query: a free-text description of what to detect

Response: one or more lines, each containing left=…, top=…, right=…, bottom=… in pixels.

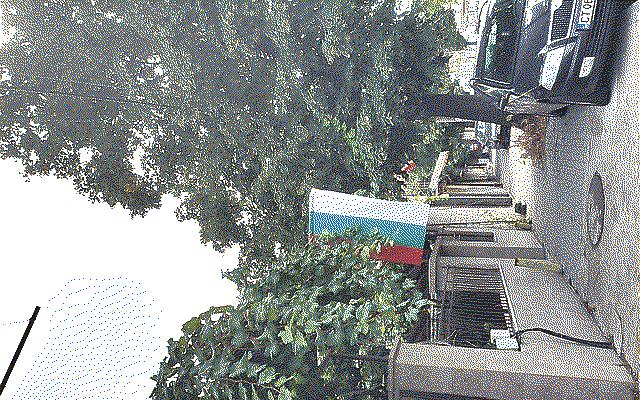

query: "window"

left=482, top=0, right=521, bottom=84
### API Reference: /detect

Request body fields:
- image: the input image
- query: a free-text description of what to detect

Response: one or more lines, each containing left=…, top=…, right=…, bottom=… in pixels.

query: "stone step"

left=434, top=196, right=513, bottom=207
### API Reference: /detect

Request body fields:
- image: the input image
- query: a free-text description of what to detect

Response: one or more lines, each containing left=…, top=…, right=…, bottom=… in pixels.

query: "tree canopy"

left=151, top=231, right=430, bottom=399
left=0, top=1, right=475, bottom=397
left=0, top=0, right=464, bottom=265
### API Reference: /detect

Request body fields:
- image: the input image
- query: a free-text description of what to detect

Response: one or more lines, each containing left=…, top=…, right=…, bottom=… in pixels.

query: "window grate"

left=437, top=267, right=512, bottom=348
left=550, top=0, right=573, bottom=41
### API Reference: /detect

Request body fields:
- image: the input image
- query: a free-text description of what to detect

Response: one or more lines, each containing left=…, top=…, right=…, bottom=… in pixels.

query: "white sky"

left=0, top=157, right=239, bottom=397
left=0, top=1, right=17, bottom=47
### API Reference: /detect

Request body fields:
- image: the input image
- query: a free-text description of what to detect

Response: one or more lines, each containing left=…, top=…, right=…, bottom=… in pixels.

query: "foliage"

left=341, top=119, right=388, bottom=197
left=0, top=1, right=477, bottom=397
left=0, top=0, right=464, bottom=264
left=398, top=121, right=464, bottom=198
left=151, top=232, right=430, bottom=399
left=0, top=0, right=185, bottom=216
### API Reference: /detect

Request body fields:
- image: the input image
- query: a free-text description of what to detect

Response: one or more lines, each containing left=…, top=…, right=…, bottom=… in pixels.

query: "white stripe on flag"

left=309, top=189, right=431, bottom=226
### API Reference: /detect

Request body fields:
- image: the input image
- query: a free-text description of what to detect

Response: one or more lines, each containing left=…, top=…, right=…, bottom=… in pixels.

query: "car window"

left=483, top=0, right=519, bottom=83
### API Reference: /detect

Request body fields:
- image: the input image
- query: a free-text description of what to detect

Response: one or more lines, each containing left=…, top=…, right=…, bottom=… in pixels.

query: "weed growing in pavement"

left=513, top=115, right=548, bottom=165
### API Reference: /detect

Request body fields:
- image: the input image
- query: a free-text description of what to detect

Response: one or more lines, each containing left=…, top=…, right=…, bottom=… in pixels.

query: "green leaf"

left=229, top=359, right=247, bottom=378
left=415, top=299, right=434, bottom=308
left=327, top=327, right=343, bottom=346
left=303, top=319, right=320, bottom=334
left=342, top=304, right=356, bottom=321
left=182, top=317, right=200, bottom=335
left=292, top=330, right=308, bottom=355
left=278, top=326, right=294, bottom=345
left=208, top=305, right=233, bottom=316
left=246, top=362, right=266, bottom=378
left=215, top=358, right=231, bottom=377
left=255, top=301, right=268, bottom=322
left=251, top=385, right=259, bottom=400
left=231, top=327, right=247, bottom=347
left=238, top=383, right=248, bottom=400
left=267, top=302, right=279, bottom=321
left=273, top=375, right=289, bottom=388
left=265, top=341, right=279, bottom=359
left=224, top=384, right=234, bottom=400
left=229, top=313, right=243, bottom=331
left=259, top=367, right=276, bottom=385
left=277, top=387, right=293, bottom=400
left=355, top=303, right=369, bottom=321
left=356, top=318, right=370, bottom=335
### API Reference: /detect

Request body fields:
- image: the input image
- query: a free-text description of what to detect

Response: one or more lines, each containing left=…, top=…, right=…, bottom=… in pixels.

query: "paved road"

left=529, top=1, right=640, bottom=375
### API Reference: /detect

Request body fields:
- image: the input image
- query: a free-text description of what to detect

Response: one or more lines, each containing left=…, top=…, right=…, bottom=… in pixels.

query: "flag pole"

left=0, top=306, right=40, bottom=396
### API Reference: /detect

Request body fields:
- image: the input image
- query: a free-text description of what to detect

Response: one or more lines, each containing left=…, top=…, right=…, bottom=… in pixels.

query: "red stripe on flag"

left=309, top=235, right=423, bottom=266
left=371, top=245, right=423, bottom=266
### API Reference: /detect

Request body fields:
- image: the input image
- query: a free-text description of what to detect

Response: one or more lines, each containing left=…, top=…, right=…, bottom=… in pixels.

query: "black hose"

left=512, top=328, right=614, bottom=350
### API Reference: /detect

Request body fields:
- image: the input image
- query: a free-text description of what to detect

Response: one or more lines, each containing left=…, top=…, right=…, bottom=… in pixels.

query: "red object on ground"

left=401, top=160, right=417, bottom=173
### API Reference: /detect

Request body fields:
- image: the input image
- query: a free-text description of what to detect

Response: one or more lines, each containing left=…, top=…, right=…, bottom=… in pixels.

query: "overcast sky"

left=0, top=158, right=239, bottom=397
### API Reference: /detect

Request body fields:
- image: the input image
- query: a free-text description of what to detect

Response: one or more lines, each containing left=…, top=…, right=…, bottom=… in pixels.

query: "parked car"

left=472, top=0, right=630, bottom=115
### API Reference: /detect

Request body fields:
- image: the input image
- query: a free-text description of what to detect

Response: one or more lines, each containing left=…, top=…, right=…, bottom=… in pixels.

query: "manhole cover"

left=586, top=173, right=605, bottom=247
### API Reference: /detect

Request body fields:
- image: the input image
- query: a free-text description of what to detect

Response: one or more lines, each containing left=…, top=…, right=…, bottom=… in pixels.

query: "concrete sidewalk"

left=497, top=119, right=640, bottom=378
left=530, top=2, right=640, bottom=378
left=495, top=3, right=640, bottom=378
left=494, top=128, right=534, bottom=212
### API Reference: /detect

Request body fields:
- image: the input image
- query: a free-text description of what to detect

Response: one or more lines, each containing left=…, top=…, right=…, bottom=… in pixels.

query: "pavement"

left=504, top=1, right=640, bottom=377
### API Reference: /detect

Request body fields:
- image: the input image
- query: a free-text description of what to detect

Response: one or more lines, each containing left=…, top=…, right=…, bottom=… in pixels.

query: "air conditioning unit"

left=387, top=258, right=636, bottom=400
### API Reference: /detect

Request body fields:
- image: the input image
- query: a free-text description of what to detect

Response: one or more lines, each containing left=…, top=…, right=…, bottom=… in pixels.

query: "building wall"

left=390, top=257, right=635, bottom=400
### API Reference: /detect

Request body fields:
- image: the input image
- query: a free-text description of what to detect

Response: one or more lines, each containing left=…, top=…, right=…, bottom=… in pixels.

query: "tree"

left=0, top=0, right=466, bottom=265
left=0, top=0, right=187, bottom=215
left=150, top=231, right=431, bottom=399
left=390, top=4, right=507, bottom=125
left=405, top=93, right=508, bottom=125
left=0, top=1, right=495, bottom=397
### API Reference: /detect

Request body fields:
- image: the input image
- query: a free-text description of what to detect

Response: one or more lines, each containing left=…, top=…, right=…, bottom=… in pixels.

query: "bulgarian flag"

left=308, top=189, right=431, bottom=266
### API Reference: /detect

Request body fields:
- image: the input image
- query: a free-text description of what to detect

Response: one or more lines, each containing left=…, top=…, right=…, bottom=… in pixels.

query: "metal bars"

left=437, top=267, right=512, bottom=348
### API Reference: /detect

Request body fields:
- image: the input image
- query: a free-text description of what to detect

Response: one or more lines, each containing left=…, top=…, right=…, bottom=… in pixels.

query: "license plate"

left=576, top=0, right=597, bottom=30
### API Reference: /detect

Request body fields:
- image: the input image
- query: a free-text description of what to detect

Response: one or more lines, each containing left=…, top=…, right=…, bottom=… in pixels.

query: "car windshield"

left=482, top=0, right=520, bottom=83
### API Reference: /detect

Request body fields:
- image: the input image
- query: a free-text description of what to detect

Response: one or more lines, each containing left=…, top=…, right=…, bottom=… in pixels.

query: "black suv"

left=472, top=0, right=628, bottom=115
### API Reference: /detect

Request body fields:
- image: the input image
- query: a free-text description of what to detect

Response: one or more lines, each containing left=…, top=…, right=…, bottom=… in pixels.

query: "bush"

left=151, top=231, right=430, bottom=400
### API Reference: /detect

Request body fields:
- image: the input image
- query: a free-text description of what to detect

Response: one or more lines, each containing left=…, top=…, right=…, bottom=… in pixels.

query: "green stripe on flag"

left=309, top=211, right=426, bottom=249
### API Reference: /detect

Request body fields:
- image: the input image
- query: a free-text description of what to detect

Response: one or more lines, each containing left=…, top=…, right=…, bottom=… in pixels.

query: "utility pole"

left=0, top=306, right=40, bottom=397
